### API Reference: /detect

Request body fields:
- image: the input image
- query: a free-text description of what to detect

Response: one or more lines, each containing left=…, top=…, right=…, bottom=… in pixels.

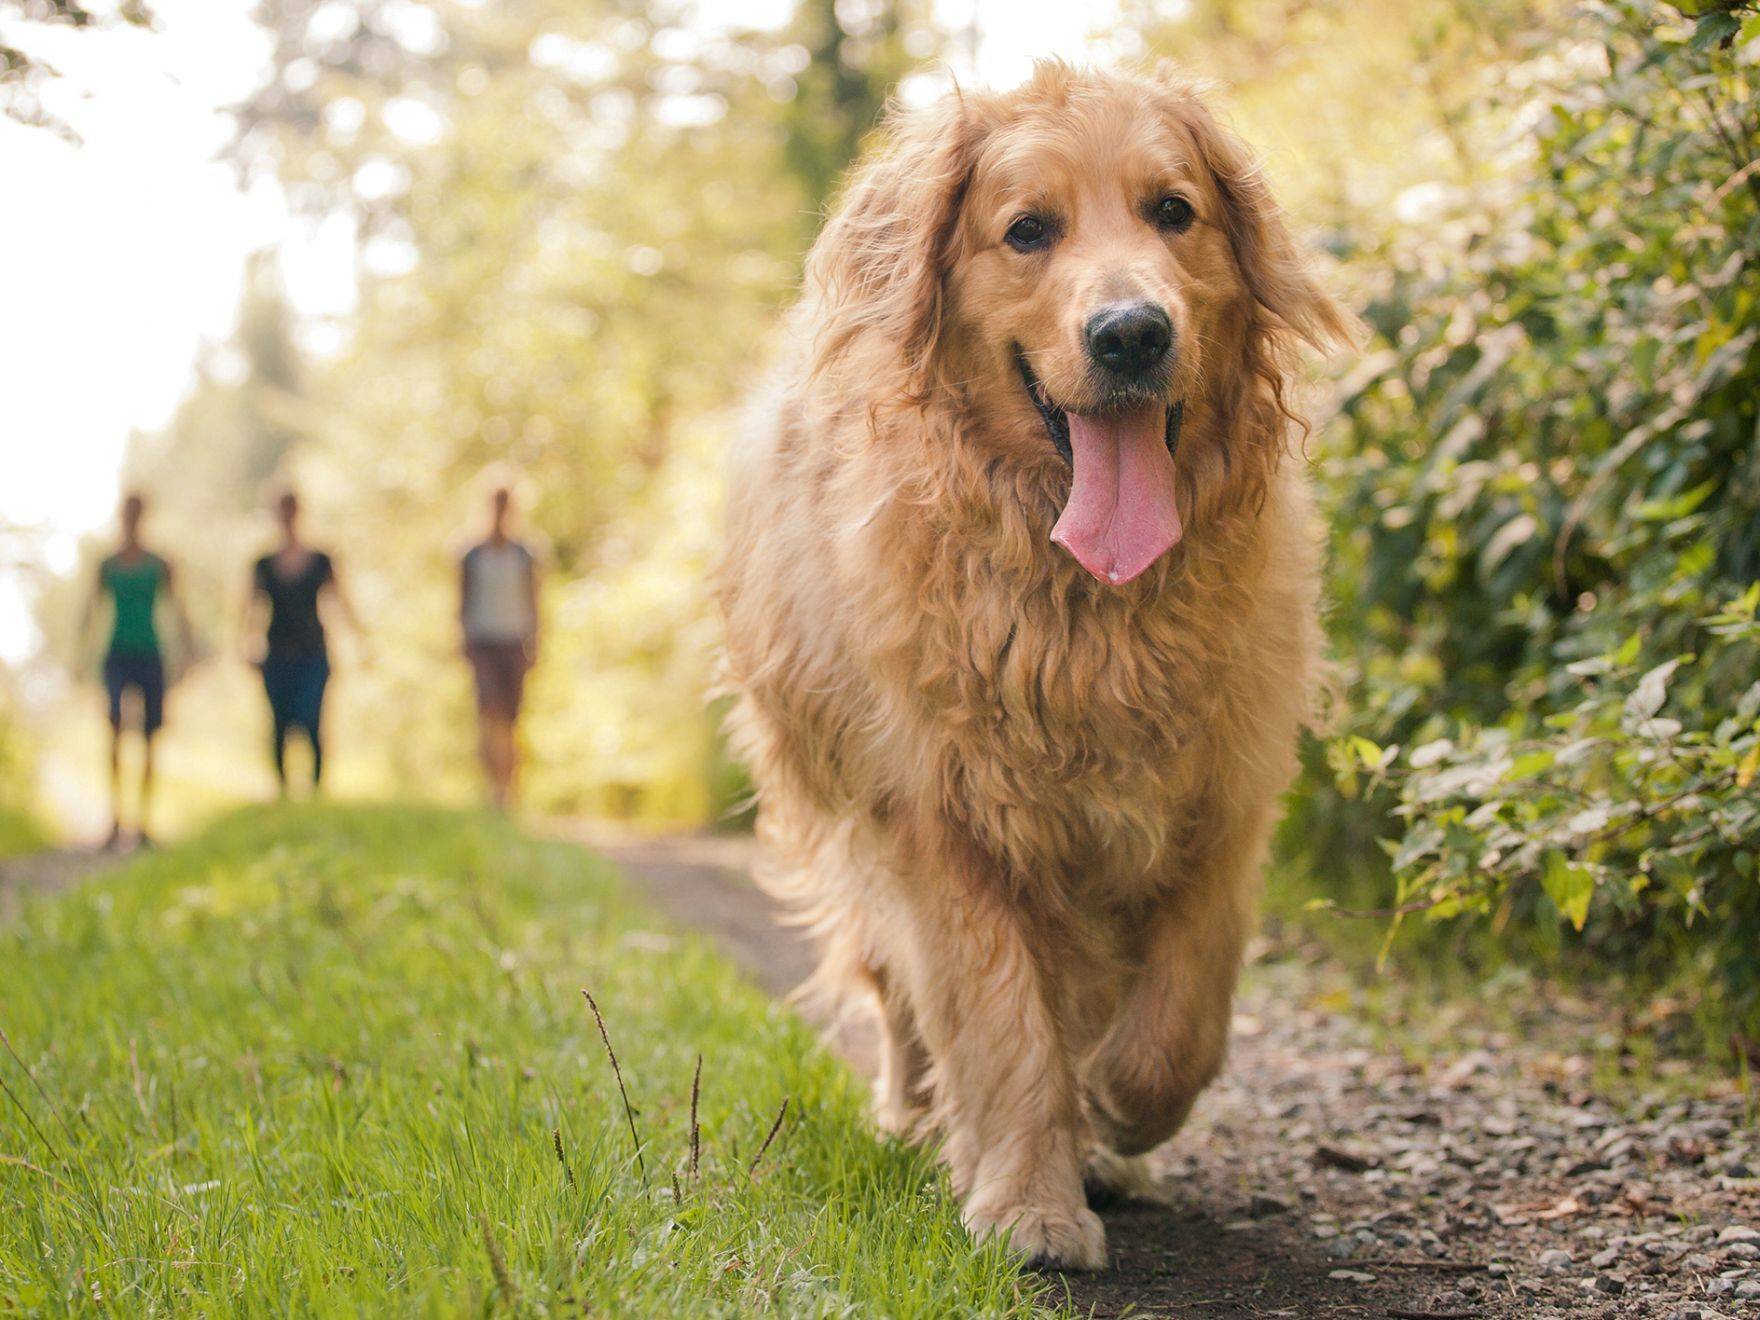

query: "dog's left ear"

left=805, top=92, right=993, bottom=395
left=1156, top=74, right=1356, bottom=355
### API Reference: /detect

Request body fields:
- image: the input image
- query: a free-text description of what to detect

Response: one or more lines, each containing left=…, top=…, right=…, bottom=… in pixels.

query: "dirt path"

left=0, top=847, right=120, bottom=923
left=594, top=833, right=1760, bottom=1320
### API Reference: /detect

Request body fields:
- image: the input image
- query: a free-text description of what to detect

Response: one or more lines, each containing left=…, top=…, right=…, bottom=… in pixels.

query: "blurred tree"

left=1134, top=0, right=1573, bottom=235
left=778, top=0, right=917, bottom=207
left=107, top=0, right=937, bottom=817
left=0, top=0, right=155, bottom=142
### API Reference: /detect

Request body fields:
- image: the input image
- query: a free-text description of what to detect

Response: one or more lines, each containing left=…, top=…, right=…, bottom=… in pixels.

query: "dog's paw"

left=1083, top=1148, right=1170, bottom=1208
left=872, top=1093, right=927, bottom=1139
left=963, top=1194, right=1107, bottom=1271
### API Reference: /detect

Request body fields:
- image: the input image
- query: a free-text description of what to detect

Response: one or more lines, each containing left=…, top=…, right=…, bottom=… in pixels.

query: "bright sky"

left=0, top=0, right=1122, bottom=664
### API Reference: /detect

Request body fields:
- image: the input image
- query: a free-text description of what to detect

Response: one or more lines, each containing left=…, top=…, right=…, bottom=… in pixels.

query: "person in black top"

left=240, top=490, right=363, bottom=793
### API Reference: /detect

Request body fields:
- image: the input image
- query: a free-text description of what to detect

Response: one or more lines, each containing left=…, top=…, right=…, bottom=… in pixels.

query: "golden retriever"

left=718, top=62, right=1350, bottom=1269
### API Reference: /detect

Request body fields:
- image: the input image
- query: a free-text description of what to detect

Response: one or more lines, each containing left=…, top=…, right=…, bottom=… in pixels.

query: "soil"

left=0, top=846, right=118, bottom=924
left=593, top=832, right=1760, bottom=1320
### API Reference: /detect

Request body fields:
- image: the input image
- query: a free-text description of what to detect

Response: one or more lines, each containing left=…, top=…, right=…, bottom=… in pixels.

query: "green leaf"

left=1541, top=850, right=1595, bottom=932
left=1623, top=659, right=1681, bottom=725
left=1391, top=820, right=1445, bottom=872
left=1691, top=12, right=1741, bottom=50
left=1508, top=749, right=1558, bottom=780
left=1350, top=735, right=1392, bottom=771
left=1633, top=479, right=1717, bottom=522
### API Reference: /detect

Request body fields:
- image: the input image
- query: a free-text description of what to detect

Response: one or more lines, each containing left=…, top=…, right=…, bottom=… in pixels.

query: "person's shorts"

left=261, top=652, right=330, bottom=733
left=103, top=651, right=166, bottom=734
left=467, top=640, right=530, bottom=719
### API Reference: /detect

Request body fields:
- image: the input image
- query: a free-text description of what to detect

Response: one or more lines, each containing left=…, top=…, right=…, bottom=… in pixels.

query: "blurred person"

left=82, top=492, right=194, bottom=849
left=459, top=484, right=540, bottom=810
left=241, top=490, right=362, bottom=795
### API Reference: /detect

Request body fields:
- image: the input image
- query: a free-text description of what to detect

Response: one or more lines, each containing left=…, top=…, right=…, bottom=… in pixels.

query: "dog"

left=717, top=62, right=1350, bottom=1269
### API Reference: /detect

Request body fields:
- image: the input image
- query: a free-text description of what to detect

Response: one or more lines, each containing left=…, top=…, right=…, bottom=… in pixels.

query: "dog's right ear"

left=804, top=93, right=991, bottom=397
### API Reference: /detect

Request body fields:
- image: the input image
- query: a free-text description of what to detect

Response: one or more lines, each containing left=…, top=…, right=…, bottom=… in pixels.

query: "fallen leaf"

left=1534, top=1196, right=1585, bottom=1221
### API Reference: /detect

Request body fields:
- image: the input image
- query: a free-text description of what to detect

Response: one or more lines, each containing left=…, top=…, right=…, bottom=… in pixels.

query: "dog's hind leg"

left=892, top=852, right=1106, bottom=1271
left=867, top=962, right=933, bottom=1136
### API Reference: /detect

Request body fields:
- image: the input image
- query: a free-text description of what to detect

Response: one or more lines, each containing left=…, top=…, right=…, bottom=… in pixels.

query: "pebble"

left=1716, top=1226, right=1758, bottom=1245
left=1538, top=1248, right=1574, bottom=1275
left=1736, top=1280, right=1760, bottom=1299
left=1726, top=1241, right=1759, bottom=1260
left=1594, top=1274, right=1626, bottom=1295
left=1248, top=1193, right=1290, bottom=1218
left=1328, top=1269, right=1375, bottom=1283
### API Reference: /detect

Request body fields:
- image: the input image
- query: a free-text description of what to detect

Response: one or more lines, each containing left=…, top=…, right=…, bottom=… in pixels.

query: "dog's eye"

left=1005, top=215, right=1051, bottom=252
left=1154, top=195, right=1195, bottom=232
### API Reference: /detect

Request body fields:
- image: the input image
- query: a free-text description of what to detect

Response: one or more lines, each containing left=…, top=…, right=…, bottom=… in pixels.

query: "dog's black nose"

left=1085, top=302, right=1172, bottom=378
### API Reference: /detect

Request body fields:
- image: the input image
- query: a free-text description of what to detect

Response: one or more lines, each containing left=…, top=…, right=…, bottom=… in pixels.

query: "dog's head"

left=806, top=64, right=1351, bottom=585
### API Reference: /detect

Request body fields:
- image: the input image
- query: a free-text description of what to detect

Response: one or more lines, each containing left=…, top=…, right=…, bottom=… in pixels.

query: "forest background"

left=2, top=0, right=1757, bottom=1046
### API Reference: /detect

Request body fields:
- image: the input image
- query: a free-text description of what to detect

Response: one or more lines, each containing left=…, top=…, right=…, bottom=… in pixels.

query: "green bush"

left=1311, top=2, right=1760, bottom=1028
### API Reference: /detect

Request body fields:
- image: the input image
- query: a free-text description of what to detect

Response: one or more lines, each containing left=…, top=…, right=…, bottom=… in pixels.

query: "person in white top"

left=459, top=484, right=540, bottom=809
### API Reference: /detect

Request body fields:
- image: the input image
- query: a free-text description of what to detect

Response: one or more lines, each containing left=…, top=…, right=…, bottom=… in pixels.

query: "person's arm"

left=459, top=549, right=475, bottom=652
left=524, top=550, right=541, bottom=666
left=239, top=565, right=264, bottom=664
left=80, top=560, right=107, bottom=671
left=323, top=556, right=366, bottom=639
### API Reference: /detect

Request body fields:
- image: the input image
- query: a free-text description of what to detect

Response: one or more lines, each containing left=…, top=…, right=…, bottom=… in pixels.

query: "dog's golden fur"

left=718, top=63, right=1350, bottom=1268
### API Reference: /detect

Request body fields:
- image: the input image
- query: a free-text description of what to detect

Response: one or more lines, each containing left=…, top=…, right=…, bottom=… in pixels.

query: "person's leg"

left=273, top=721, right=290, bottom=790
left=487, top=712, right=514, bottom=809
left=103, top=655, right=126, bottom=846
left=137, top=657, right=165, bottom=845
left=475, top=711, right=498, bottom=806
left=304, top=657, right=330, bottom=789
left=500, top=715, right=519, bottom=806
left=466, top=645, right=497, bottom=804
left=262, top=659, right=291, bottom=792
left=502, top=648, right=528, bottom=808
left=139, top=734, right=157, bottom=845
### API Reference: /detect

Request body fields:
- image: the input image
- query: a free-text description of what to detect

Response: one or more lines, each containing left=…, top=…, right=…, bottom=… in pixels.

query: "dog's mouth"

left=1014, top=349, right=1186, bottom=586
left=1014, top=351, right=1184, bottom=466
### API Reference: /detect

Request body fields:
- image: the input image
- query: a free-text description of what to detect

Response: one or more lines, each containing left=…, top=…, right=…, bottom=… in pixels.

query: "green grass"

left=0, top=805, right=1062, bottom=1317
left=0, top=806, right=48, bottom=861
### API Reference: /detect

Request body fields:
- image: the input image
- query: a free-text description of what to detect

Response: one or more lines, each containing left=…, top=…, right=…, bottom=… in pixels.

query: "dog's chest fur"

left=838, top=470, right=1315, bottom=900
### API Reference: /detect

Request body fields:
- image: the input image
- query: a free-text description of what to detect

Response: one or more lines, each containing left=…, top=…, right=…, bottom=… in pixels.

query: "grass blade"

left=581, top=988, right=645, bottom=1182
left=748, top=1096, right=789, bottom=1178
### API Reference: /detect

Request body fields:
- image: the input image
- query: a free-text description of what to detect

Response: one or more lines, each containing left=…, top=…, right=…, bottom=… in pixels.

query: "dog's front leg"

left=895, top=859, right=1105, bottom=1270
left=1087, top=836, right=1262, bottom=1161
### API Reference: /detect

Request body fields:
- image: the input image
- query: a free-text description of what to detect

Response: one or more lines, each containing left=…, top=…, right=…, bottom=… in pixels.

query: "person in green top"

left=82, top=492, right=193, bottom=849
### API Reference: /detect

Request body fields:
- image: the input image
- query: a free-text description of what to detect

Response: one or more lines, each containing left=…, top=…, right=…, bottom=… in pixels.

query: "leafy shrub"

left=1313, top=2, right=1760, bottom=1029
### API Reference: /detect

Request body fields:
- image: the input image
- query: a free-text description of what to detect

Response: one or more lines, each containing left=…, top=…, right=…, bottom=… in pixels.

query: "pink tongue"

left=1050, top=406, right=1183, bottom=584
